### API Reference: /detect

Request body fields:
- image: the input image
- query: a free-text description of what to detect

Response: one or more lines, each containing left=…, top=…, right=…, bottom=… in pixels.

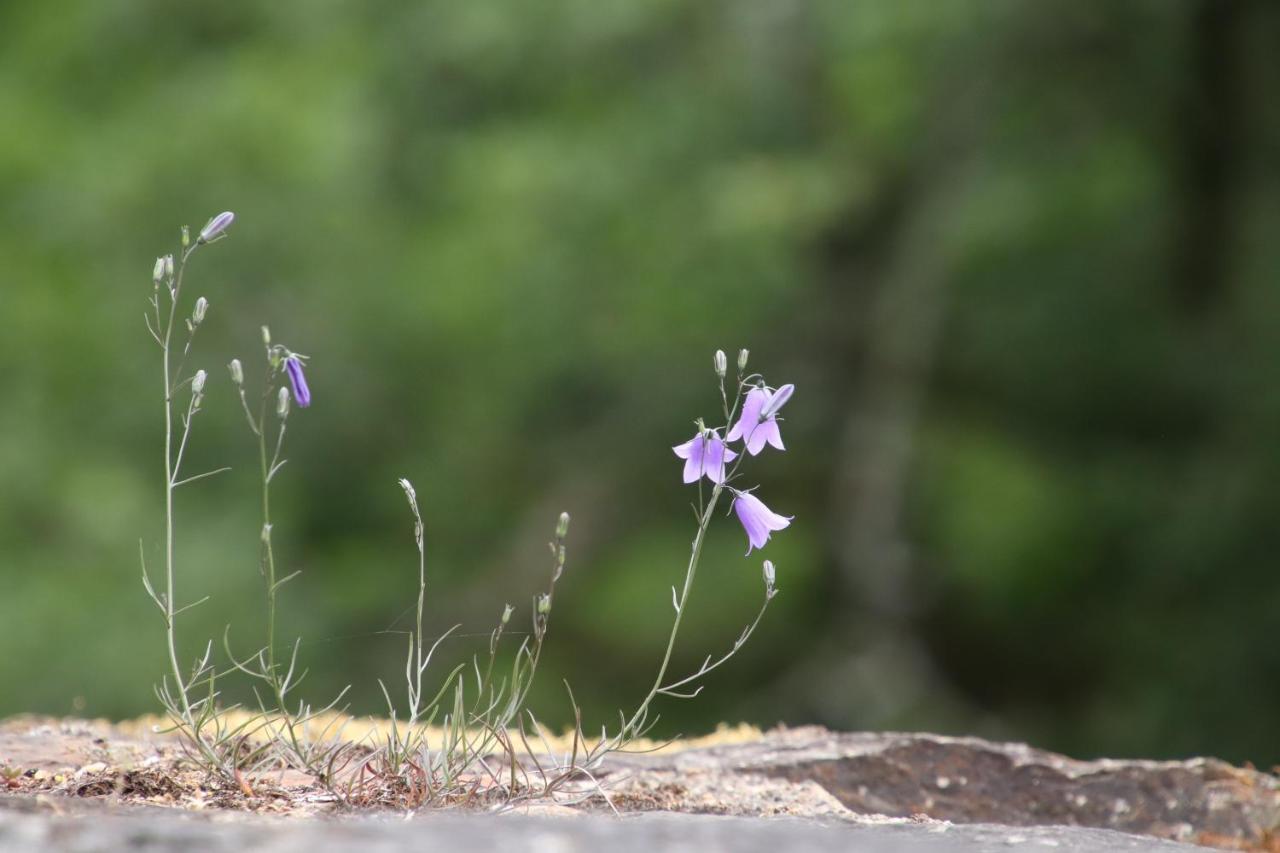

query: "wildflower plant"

left=139, top=213, right=245, bottom=778
left=221, top=328, right=348, bottom=777
left=135, top=216, right=793, bottom=806
left=608, top=349, right=792, bottom=747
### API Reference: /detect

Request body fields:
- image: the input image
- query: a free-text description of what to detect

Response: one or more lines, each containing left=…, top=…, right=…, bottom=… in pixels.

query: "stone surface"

left=605, top=727, right=1280, bottom=849
left=4, top=718, right=1280, bottom=850
left=0, top=795, right=1204, bottom=853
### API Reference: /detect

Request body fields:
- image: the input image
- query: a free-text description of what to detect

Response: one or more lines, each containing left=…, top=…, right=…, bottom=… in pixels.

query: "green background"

left=4, top=0, right=1280, bottom=766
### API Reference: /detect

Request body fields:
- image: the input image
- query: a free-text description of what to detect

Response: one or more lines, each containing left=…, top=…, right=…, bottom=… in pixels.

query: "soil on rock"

left=2, top=717, right=1278, bottom=851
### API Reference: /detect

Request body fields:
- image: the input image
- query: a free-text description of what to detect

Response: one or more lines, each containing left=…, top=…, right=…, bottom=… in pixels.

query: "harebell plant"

left=136, top=215, right=792, bottom=803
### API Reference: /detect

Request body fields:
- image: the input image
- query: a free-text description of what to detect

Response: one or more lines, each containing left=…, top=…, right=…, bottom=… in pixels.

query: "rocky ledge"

left=2, top=718, right=1277, bottom=851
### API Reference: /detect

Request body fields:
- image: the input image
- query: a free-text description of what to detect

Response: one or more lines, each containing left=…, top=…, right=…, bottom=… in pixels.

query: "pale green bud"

left=737, top=348, right=750, bottom=373
left=191, top=369, right=207, bottom=396
left=714, top=349, right=727, bottom=378
left=152, top=257, right=166, bottom=284
left=228, top=358, right=244, bottom=386
left=556, top=511, right=570, bottom=539
left=536, top=594, right=552, bottom=616
left=501, top=604, right=513, bottom=625
left=192, top=297, right=208, bottom=325
left=261, top=325, right=272, bottom=347
left=277, top=386, right=290, bottom=418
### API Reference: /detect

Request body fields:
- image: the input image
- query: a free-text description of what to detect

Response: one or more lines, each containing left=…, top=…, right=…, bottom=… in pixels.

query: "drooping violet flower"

left=284, top=356, right=311, bottom=408
left=198, top=211, right=235, bottom=243
left=673, top=429, right=737, bottom=484
left=727, top=383, right=795, bottom=455
left=732, top=490, right=793, bottom=554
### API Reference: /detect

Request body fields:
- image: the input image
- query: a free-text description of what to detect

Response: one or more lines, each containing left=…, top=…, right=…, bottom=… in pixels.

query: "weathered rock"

left=3, top=718, right=1278, bottom=849
left=606, top=727, right=1280, bottom=849
left=0, top=795, right=1206, bottom=853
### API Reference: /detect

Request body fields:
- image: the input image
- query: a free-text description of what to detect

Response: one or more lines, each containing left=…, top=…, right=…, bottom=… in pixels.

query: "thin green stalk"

left=256, top=395, right=308, bottom=765
left=622, top=483, right=721, bottom=738
left=159, top=245, right=226, bottom=773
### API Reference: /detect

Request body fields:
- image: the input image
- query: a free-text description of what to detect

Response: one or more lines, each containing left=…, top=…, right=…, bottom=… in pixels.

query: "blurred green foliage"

left=3, top=0, right=1280, bottom=765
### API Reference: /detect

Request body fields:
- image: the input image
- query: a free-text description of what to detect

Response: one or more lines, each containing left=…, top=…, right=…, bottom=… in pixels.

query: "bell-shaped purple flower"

left=726, top=384, right=794, bottom=455
left=732, top=490, right=792, bottom=554
left=285, top=356, right=311, bottom=408
left=673, top=429, right=737, bottom=484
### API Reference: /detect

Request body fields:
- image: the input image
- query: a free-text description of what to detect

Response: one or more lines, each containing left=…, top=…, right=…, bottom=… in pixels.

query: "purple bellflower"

left=284, top=356, right=311, bottom=408
left=732, top=490, right=793, bottom=554
left=727, top=384, right=795, bottom=456
left=673, top=429, right=737, bottom=484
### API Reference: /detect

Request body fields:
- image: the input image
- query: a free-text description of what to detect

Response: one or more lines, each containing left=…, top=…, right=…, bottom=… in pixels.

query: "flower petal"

left=285, top=357, right=311, bottom=408
left=726, top=387, right=769, bottom=442
left=742, top=421, right=767, bottom=455
left=760, top=418, right=785, bottom=452
left=675, top=434, right=705, bottom=483
left=734, top=497, right=769, bottom=554
left=703, top=438, right=731, bottom=484
left=760, top=383, right=795, bottom=419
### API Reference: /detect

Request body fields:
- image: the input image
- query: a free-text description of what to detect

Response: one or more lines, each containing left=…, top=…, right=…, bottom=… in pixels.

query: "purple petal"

left=198, top=211, right=235, bottom=243
left=760, top=418, right=785, bottom=452
left=734, top=497, right=769, bottom=554
left=760, top=383, right=795, bottom=419
left=743, top=419, right=772, bottom=455
left=703, top=438, right=737, bottom=484
left=726, top=387, right=769, bottom=442
left=674, top=434, right=705, bottom=484
left=285, top=357, right=311, bottom=408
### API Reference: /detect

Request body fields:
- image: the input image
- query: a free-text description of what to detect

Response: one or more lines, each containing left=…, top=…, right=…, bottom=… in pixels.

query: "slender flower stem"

left=618, top=372, right=760, bottom=742
left=255, top=391, right=309, bottom=765
left=622, top=483, right=722, bottom=739
left=158, top=245, right=225, bottom=773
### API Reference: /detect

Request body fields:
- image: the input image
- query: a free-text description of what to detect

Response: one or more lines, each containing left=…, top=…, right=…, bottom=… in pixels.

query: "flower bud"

left=556, top=511, right=570, bottom=539
left=228, top=358, right=244, bottom=386
left=261, top=325, right=272, bottom=347
left=198, top=211, right=235, bottom=244
left=181, top=225, right=190, bottom=248
left=714, top=349, right=727, bottom=378
left=737, top=348, right=749, bottom=373
left=762, top=559, right=776, bottom=589
left=760, top=383, right=795, bottom=419
left=192, top=297, right=208, bottom=325
left=277, top=385, right=290, bottom=418
left=501, top=604, right=513, bottom=625
left=191, top=369, right=207, bottom=396
left=536, top=593, right=552, bottom=616
left=152, top=257, right=166, bottom=284
left=164, top=255, right=174, bottom=278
